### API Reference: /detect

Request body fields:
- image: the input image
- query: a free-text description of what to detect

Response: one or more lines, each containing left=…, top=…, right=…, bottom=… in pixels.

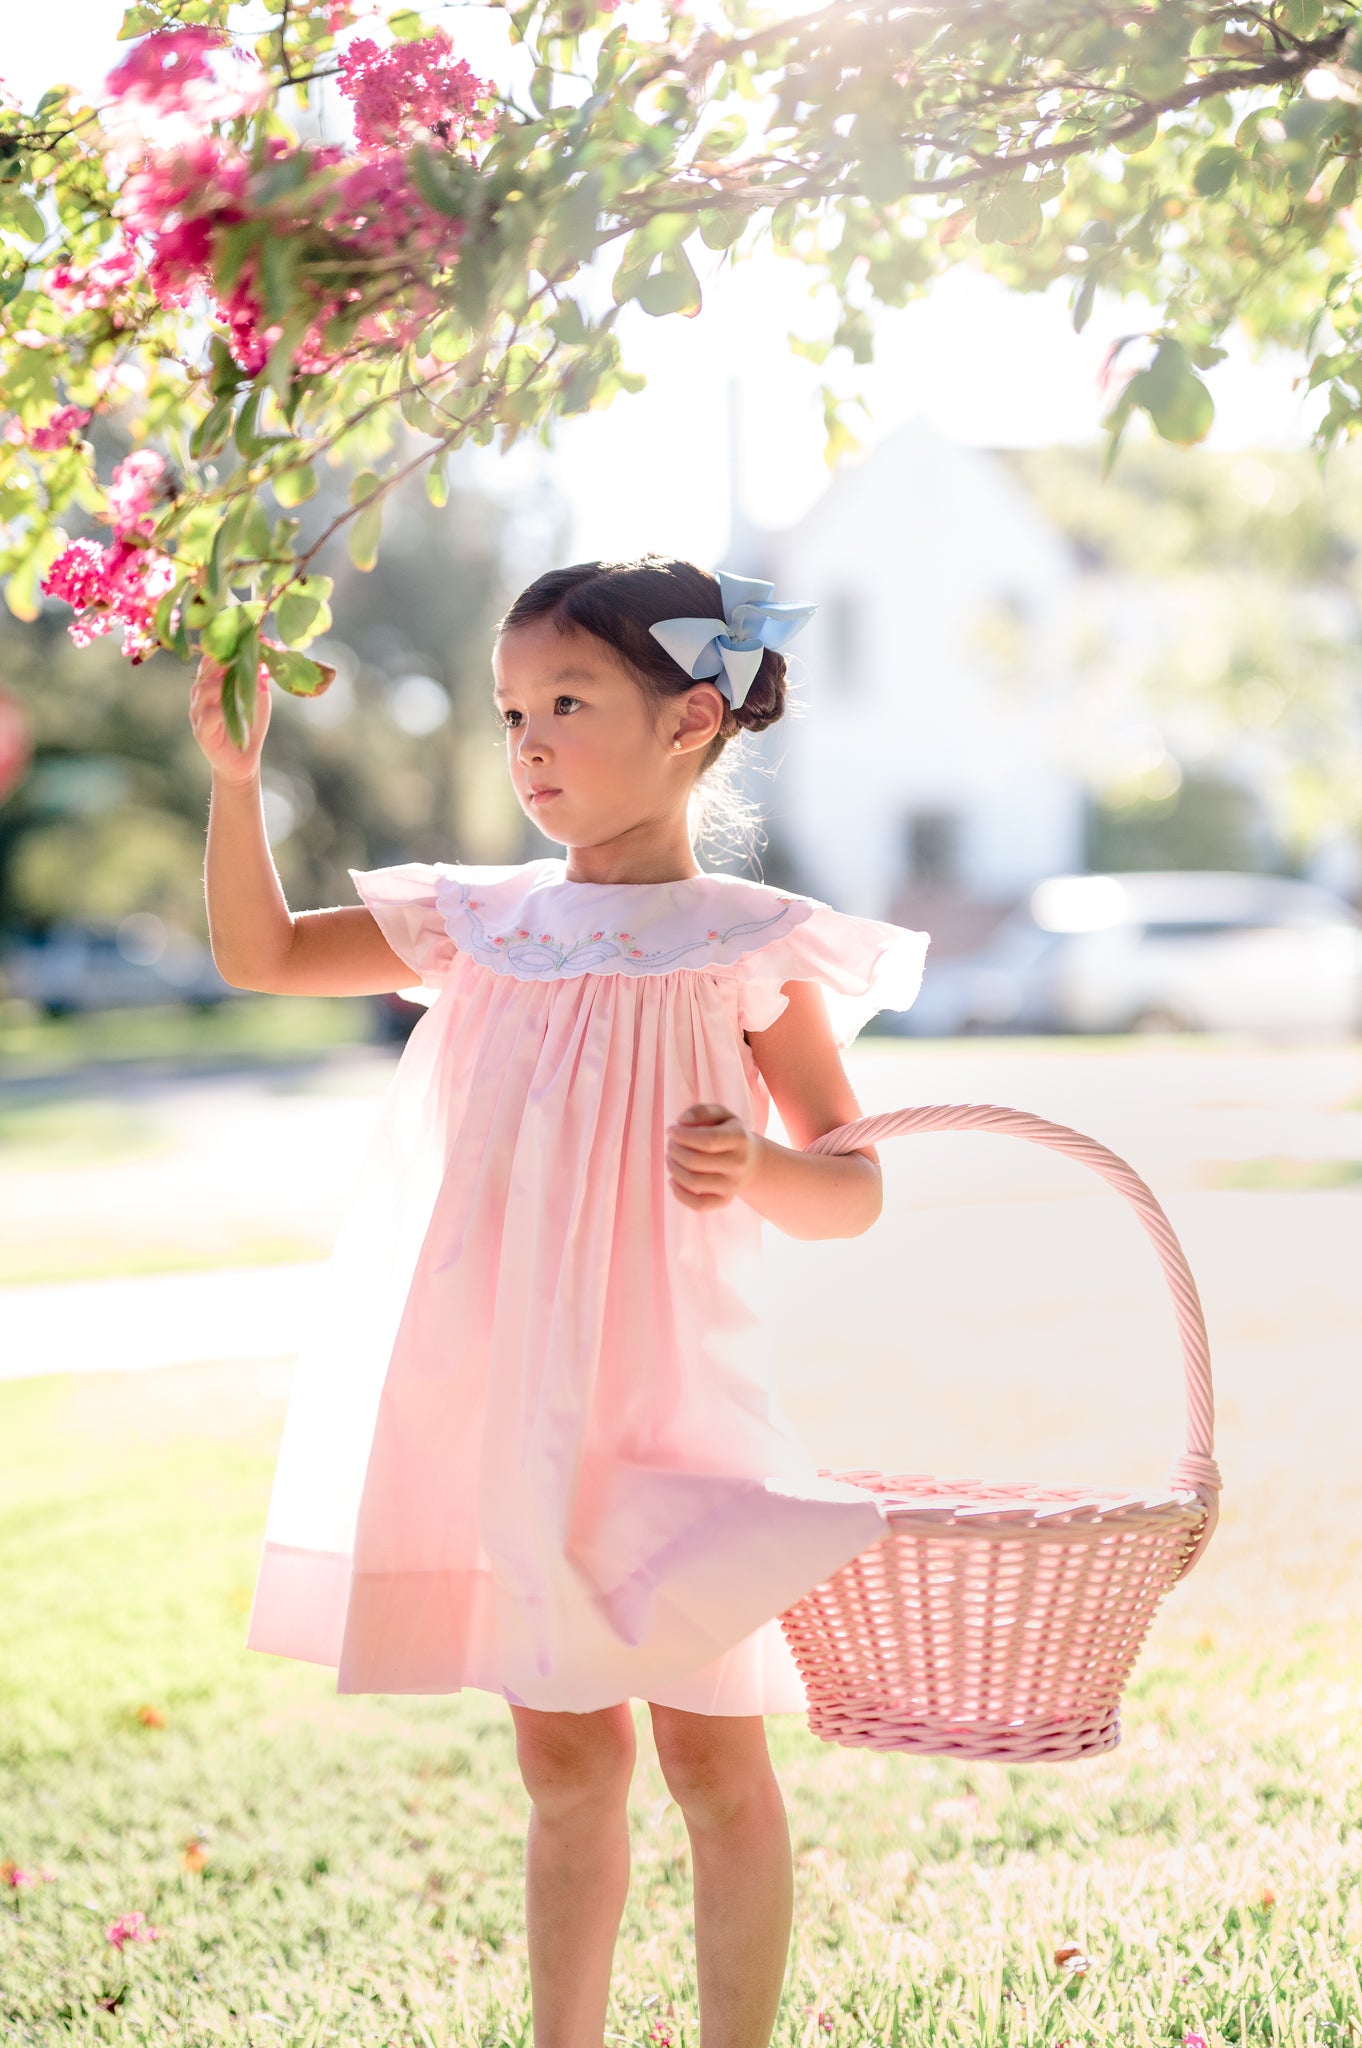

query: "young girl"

left=190, top=555, right=928, bottom=2048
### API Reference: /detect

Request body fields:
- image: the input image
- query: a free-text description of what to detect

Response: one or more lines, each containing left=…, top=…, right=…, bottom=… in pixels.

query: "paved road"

left=3, top=1037, right=1359, bottom=1630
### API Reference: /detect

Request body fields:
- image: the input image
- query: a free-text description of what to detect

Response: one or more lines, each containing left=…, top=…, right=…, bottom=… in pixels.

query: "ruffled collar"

left=433, top=857, right=817, bottom=982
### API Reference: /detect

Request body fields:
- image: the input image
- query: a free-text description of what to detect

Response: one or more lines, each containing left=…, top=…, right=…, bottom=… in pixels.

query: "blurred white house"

left=723, top=412, right=1090, bottom=925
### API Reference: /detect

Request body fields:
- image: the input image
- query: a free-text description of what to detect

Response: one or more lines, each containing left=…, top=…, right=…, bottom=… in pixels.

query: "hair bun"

left=732, top=647, right=787, bottom=735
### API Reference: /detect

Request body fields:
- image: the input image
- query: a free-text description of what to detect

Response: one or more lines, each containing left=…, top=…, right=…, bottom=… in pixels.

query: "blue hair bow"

left=648, top=570, right=817, bottom=711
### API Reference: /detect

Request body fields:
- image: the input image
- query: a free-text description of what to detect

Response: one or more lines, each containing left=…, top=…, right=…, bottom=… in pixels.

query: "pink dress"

left=246, top=857, right=929, bottom=1714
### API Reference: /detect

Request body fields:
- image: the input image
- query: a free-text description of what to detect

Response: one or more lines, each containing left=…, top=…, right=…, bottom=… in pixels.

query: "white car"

left=900, top=871, right=1362, bottom=1038
left=2, top=916, right=235, bottom=1017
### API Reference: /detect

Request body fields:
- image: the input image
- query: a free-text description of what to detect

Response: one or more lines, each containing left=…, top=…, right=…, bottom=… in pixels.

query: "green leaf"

left=698, top=208, right=746, bottom=251
left=153, top=578, right=186, bottom=649
left=262, top=643, right=334, bottom=696
left=348, top=502, right=382, bottom=572
left=190, top=397, right=234, bottom=460
left=264, top=309, right=310, bottom=406
left=206, top=504, right=245, bottom=602
left=234, top=386, right=274, bottom=460
left=974, top=184, right=1043, bottom=246
left=427, top=315, right=471, bottom=363
left=612, top=214, right=694, bottom=308
left=3, top=194, right=46, bottom=243
left=1112, top=116, right=1158, bottom=157
left=1333, top=160, right=1360, bottom=210
left=634, top=243, right=702, bottom=319
left=118, top=4, right=163, bottom=37
left=696, top=114, right=746, bottom=158
left=547, top=299, right=587, bottom=346
left=530, top=66, right=553, bottom=114
left=258, top=234, right=299, bottom=325
left=770, top=200, right=799, bottom=249
left=425, top=457, right=449, bottom=508
left=273, top=594, right=321, bottom=647
left=203, top=603, right=249, bottom=662
left=388, top=9, right=428, bottom=40
left=214, top=222, right=263, bottom=298
left=540, top=172, right=604, bottom=274
left=219, top=662, right=247, bottom=752
left=272, top=573, right=333, bottom=647
left=858, top=144, right=910, bottom=206
left=1071, top=269, right=1097, bottom=335
left=272, top=462, right=317, bottom=507
left=208, top=333, right=246, bottom=400
left=228, top=623, right=262, bottom=732
left=1193, top=147, right=1239, bottom=199
left=4, top=559, right=41, bottom=623
left=349, top=470, right=382, bottom=509
left=399, top=383, right=444, bottom=435
left=409, top=143, right=468, bottom=220
left=1146, top=369, right=1214, bottom=445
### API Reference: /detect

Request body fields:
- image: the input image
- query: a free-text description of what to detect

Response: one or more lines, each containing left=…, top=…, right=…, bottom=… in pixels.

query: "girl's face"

left=493, top=617, right=720, bottom=851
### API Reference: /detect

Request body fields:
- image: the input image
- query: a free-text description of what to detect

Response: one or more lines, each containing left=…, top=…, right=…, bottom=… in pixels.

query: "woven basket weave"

left=778, top=1103, right=1222, bottom=1763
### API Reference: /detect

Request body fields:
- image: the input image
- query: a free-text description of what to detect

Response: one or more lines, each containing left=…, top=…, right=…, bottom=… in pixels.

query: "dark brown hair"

left=495, top=555, right=789, bottom=765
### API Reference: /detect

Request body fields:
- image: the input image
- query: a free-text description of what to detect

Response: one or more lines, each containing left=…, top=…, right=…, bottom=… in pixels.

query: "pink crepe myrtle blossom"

left=336, top=32, right=497, bottom=152
left=105, top=450, right=169, bottom=537
left=104, top=28, right=271, bottom=155
left=28, top=406, right=93, bottom=451
left=42, top=535, right=179, bottom=665
left=45, top=244, right=139, bottom=313
left=106, top=27, right=227, bottom=109
left=104, top=1910, right=160, bottom=1951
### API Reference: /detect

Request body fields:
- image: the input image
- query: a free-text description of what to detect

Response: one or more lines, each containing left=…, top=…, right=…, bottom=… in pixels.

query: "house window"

left=905, top=809, right=960, bottom=884
left=825, top=592, right=860, bottom=691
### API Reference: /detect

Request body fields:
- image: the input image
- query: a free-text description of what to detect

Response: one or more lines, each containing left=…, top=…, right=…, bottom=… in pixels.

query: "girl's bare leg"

left=510, top=1702, right=637, bottom=2048
left=648, top=1706, right=793, bottom=2048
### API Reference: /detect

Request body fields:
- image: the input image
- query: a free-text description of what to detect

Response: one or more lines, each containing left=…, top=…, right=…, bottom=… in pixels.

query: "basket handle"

left=804, top=1102, right=1222, bottom=1578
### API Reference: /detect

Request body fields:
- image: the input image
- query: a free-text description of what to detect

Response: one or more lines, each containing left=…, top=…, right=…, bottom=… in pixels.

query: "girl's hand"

left=665, top=1102, right=760, bottom=1209
left=189, top=653, right=271, bottom=785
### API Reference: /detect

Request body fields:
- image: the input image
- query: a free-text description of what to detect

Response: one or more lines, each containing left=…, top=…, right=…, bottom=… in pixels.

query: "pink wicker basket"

left=778, top=1103, right=1222, bottom=1763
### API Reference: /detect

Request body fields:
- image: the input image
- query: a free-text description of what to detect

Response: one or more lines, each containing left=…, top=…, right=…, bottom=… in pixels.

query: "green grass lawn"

left=2, top=1365, right=1359, bottom=2047
left=0, top=996, right=376, bottom=1080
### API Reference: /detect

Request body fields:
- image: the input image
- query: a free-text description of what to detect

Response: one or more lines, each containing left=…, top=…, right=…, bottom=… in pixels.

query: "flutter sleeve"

left=735, top=900, right=930, bottom=1050
left=349, top=862, right=457, bottom=993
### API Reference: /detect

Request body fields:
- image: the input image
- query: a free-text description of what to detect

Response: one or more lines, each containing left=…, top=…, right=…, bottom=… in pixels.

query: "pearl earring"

left=672, top=738, right=682, bottom=751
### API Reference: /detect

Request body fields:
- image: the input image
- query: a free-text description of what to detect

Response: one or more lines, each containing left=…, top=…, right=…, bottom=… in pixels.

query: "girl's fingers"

left=667, top=1158, right=736, bottom=1194
left=670, top=1181, right=729, bottom=1209
left=669, top=1129, right=741, bottom=1159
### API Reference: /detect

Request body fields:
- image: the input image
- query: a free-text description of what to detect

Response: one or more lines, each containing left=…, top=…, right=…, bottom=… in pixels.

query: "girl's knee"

left=650, top=1708, right=779, bottom=1829
left=512, top=1703, right=636, bottom=1819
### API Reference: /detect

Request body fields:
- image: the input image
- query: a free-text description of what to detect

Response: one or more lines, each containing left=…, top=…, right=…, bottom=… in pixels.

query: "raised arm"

left=191, top=656, right=416, bottom=996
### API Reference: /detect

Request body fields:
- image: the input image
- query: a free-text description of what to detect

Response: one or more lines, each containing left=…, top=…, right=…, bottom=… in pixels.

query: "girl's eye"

left=498, top=696, right=581, bottom=729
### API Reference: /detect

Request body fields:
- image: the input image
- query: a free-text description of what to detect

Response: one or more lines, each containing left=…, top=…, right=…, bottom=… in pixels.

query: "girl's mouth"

left=528, top=788, right=561, bottom=805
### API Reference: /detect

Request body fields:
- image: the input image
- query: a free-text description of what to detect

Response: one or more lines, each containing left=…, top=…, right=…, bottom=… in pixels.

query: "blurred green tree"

left=0, top=460, right=539, bottom=932
left=4, top=0, right=1362, bottom=738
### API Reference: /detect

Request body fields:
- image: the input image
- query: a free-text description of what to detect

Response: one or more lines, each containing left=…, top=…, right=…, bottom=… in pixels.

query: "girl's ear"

left=671, top=680, right=726, bottom=749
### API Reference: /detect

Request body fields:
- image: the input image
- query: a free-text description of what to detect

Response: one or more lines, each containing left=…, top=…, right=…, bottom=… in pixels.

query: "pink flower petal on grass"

left=105, top=1911, right=161, bottom=1950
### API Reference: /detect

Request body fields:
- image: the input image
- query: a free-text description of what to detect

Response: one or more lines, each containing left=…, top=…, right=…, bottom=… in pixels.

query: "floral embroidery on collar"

left=449, top=886, right=802, bottom=979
